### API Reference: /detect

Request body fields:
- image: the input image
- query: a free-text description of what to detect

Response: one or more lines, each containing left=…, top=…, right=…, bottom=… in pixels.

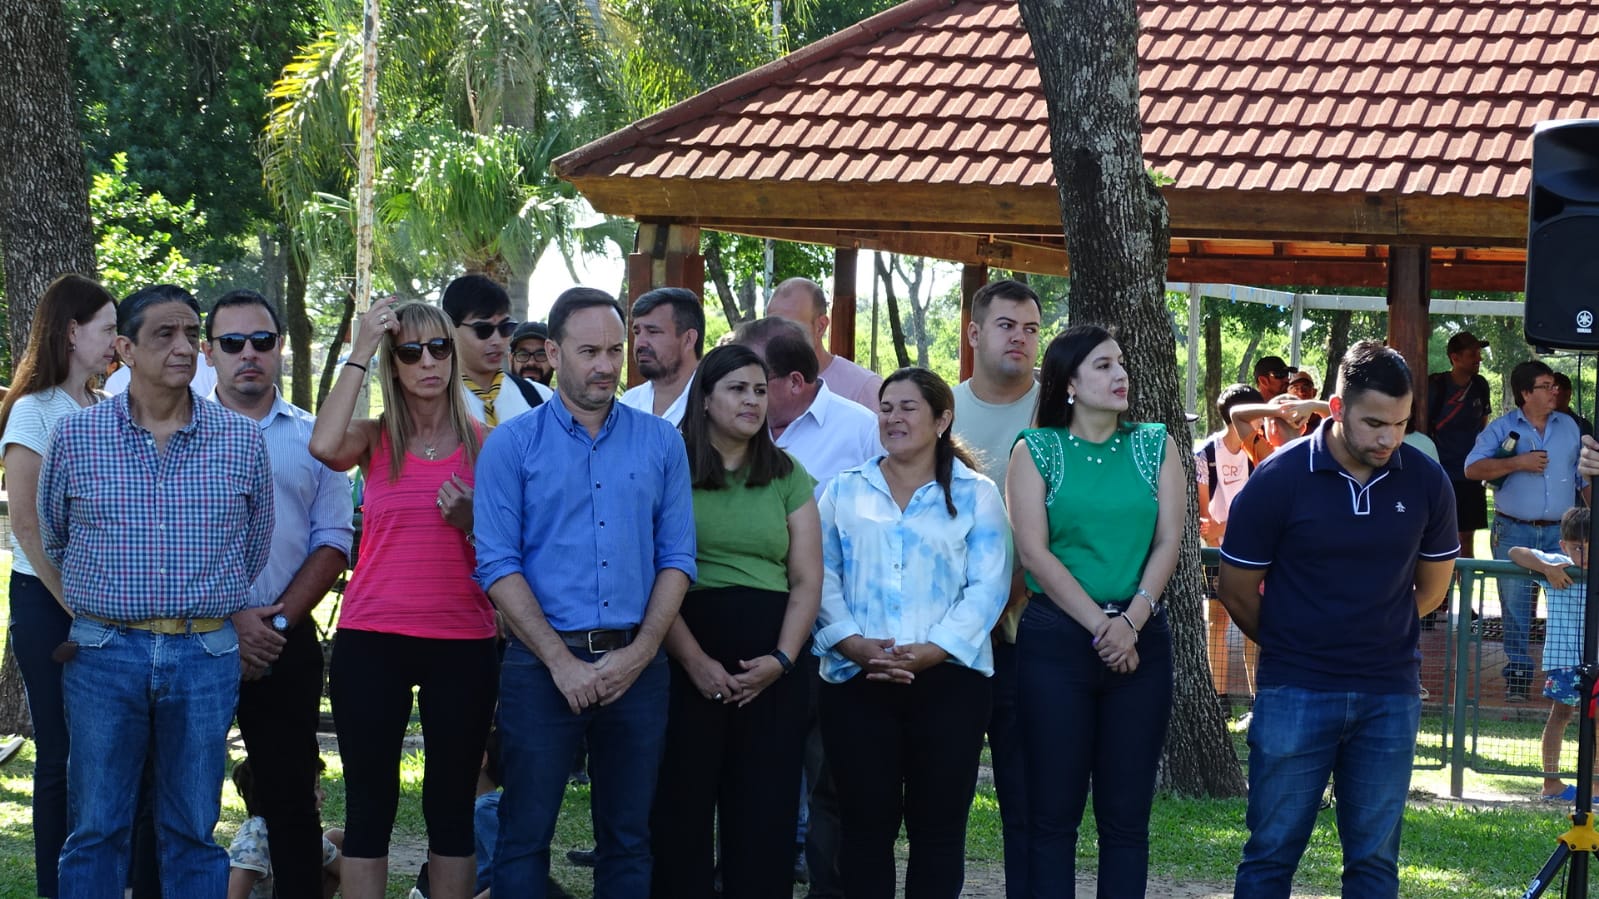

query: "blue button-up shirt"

left=211, top=390, right=354, bottom=608
left=39, top=392, right=274, bottom=620
left=813, top=457, right=1012, bottom=684
left=473, top=396, right=696, bottom=631
left=1465, top=407, right=1584, bottom=521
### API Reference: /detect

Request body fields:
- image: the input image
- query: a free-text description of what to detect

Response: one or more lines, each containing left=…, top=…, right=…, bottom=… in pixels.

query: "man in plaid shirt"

left=39, top=284, right=274, bottom=898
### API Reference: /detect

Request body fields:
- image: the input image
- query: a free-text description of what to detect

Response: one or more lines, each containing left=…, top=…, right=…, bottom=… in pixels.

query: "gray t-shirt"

left=1, top=387, right=93, bottom=576
left=952, top=379, right=1040, bottom=500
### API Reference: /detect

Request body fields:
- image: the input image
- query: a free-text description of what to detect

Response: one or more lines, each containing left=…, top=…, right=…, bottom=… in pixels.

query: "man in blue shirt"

left=204, top=289, right=354, bottom=897
left=1464, top=360, right=1588, bottom=702
left=40, top=284, right=275, bottom=897
left=474, top=286, right=696, bottom=898
left=1219, top=341, right=1457, bottom=899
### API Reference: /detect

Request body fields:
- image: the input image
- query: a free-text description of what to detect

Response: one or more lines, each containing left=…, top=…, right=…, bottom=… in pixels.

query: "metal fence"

left=1201, top=548, right=1577, bottom=799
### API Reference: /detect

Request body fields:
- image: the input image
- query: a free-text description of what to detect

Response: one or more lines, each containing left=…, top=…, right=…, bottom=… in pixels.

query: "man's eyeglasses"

left=1531, top=382, right=1558, bottom=392
left=462, top=320, right=518, bottom=340
left=392, top=337, right=454, bottom=365
left=213, top=331, right=279, bottom=354
left=512, top=348, right=548, bottom=364
left=1265, top=371, right=1290, bottom=381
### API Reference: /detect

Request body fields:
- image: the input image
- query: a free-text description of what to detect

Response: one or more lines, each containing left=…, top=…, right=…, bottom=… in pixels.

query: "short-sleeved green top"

left=1018, top=422, right=1166, bottom=603
left=691, top=453, right=817, bottom=592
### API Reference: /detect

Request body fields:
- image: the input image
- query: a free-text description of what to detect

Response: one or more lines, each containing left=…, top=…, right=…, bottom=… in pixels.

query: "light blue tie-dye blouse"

left=813, top=456, right=1013, bottom=684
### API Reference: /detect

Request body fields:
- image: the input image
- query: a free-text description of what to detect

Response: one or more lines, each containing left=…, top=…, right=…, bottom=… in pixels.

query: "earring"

left=1067, top=394, right=1076, bottom=405
left=69, top=342, right=76, bottom=351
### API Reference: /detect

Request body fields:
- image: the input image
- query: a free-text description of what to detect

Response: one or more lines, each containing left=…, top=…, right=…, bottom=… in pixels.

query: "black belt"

left=557, top=627, right=637, bottom=653
left=1498, top=513, right=1562, bottom=528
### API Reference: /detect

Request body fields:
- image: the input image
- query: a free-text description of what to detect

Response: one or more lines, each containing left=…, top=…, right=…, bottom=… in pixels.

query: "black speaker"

left=1525, top=120, right=1599, bottom=350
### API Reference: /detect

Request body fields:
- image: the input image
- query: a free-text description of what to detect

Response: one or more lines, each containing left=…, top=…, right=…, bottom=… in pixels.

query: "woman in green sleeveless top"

left=1005, top=324, right=1186, bottom=897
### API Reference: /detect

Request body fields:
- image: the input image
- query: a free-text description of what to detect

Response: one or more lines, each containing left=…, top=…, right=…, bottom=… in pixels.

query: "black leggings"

left=329, top=629, right=498, bottom=858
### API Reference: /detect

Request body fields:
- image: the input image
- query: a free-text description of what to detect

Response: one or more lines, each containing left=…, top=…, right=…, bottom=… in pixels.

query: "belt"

left=1498, top=513, right=1562, bottom=528
left=80, top=613, right=225, bottom=635
left=557, top=627, right=637, bottom=653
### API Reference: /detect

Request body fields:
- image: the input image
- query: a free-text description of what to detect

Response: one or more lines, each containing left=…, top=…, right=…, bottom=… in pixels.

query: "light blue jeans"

left=1490, top=515, right=1562, bottom=674
left=58, top=616, right=239, bottom=899
left=1234, top=685, right=1421, bottom=899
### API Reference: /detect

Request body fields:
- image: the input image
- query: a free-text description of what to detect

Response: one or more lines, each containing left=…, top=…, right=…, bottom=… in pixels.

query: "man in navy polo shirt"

left=1218, top=341, right=1457, bottom=899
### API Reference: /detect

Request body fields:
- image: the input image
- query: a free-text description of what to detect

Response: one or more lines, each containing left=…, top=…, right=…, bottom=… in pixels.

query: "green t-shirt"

left=1019, top=423, right=1165, bottom=603
left=691, top=453, right=817, bottom=592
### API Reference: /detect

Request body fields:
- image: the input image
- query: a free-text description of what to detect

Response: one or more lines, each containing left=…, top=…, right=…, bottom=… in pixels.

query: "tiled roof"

left=556, top=0, right=1599, bottom=201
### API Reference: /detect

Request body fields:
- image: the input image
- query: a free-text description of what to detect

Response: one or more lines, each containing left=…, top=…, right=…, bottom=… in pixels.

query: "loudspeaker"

left=1525, top=119, right=1599, bottom=350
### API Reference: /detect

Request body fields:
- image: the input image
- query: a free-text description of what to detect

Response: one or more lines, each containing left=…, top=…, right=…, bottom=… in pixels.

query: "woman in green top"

left=651, top=343, right=823, bottom=899
left=1006, top=324, right=1186, bottom=897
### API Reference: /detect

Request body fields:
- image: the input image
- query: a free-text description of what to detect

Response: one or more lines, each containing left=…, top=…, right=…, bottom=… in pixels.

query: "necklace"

left=421, top=443, right=438, bottom=461
left=1065, top=430, right=1122, bottom=465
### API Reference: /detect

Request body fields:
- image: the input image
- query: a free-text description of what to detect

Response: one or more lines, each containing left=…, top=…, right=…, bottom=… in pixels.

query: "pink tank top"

left=338, top=428, right=496, bottom=640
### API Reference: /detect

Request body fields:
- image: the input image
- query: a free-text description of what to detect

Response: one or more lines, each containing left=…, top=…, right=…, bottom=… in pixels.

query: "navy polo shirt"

left=1220, top=421, right=1459, bottom=694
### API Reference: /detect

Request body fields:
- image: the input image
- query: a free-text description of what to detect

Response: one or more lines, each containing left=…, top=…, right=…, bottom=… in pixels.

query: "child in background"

left=228, top=758, right=344, bottom=898
left=1509, top=506, right=1593, bottom=802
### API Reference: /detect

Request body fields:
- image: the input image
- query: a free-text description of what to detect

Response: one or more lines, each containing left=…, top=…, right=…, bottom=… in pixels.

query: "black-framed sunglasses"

left=392, top=337, right=454, bottom=365
left=463, top=320, right=519, bottom=340
left=213, top=331, right=279, bottom=354
left=512, top=348, right=548, bottom=364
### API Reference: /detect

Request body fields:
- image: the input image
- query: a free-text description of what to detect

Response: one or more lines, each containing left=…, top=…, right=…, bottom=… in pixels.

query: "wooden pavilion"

left=553, top=0, right=1599, bottom=417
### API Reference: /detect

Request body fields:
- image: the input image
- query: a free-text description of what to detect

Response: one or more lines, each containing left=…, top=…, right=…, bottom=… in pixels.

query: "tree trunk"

left=874, top=253, right=912, bottom=370
left=316, top=293, right=356, bottom=411
left=1018, top=0, right=1245, bottom=797
left=1203, top=303, right=1222, bottom=434
left=1235, top=333, right=1262, bottom=385
left=286, top=245, right=313, bottom=410
left=1323, top=310, right=1353, bottom=401
left=704, top=236, right=744, bottom=325
left=0, top=0, right=99, bottom=736
left=895, top=255, right=931, bottom=367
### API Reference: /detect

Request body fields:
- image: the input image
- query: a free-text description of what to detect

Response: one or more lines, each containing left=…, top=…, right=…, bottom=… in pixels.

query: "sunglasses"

left=392, top=337, right=454, bottom=365
left=213, top=331, right=279, bottom=354
left=463, top=320, right=518, bottom=340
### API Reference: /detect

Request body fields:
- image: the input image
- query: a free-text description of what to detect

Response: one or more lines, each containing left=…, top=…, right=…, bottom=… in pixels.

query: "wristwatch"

left=1134, top=588, right=1164, bottom=617
left=270, top=614, right=290, bottom=632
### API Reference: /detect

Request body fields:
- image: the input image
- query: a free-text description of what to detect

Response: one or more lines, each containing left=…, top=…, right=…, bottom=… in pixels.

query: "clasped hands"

left=550, top=646, right=652, bottom=714
left=1092, top=614, right=1140, bottom=675
left=683, top=653, right=787, bottom=708
left=837, top=635, right=949, bottom=684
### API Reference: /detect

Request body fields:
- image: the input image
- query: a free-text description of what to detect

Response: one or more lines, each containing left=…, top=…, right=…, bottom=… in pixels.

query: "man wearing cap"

left=509, top=320, right=554, bottom=386
left=1465, top=360, right=1587, bottom=702
left=1428, top=332, right=1493, bottom=555
left=1253, top=356, right=1295, bottom=402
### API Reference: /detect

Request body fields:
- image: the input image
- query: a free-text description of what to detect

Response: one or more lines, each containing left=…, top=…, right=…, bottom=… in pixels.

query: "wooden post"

left=626, top=222, right=703, bottom=387
left=831, top=247, right=859, bottom=361
left=960, top=263, right=988, bottom=381
left=1387, top=244, right=1432, bottom=430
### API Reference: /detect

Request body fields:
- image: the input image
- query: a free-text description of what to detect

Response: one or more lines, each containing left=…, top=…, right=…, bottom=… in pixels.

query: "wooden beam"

left=1387, top=244, right=1432, bottom=431
left=1167, top=256, right=1525, bottom=291
left=831, top=248, right=859, bottom=361
left=960, top=264, right=987, bottom=381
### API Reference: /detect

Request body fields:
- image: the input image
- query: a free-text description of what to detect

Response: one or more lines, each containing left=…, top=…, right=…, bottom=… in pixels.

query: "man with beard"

left=1428, top=331, right=1492, bottom=554
left=1218, top=341, right=1457, bottom=898
left=620, top=288, right=703, bottom=426
left=509, top=321, right=554, bottom=385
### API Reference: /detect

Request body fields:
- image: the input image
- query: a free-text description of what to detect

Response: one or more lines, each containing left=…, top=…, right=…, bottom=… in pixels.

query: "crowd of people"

left=8, top=267, right=1594, bottom=899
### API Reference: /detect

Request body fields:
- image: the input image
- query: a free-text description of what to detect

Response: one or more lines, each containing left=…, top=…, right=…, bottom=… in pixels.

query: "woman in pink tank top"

left=310, top=299, right=498, bottom=899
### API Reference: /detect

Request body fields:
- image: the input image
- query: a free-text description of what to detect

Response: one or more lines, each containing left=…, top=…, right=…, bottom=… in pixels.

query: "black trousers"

left=819, top=663, right=993, bottom=899
left=651, top=587, right=809, bottom=899
left=236, top=619, right=328, bottom=897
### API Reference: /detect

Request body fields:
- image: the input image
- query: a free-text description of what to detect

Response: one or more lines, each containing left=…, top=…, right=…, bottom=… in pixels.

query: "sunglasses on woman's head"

left=392, top=337, right=454, bottom=365
left=463, top=320, right=519, bottom=340
left=213, top=331, right=279, bottom=354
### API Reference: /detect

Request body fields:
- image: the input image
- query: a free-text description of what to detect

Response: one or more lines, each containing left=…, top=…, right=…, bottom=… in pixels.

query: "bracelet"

left=344, top=360, right=368, bottom=374
left=1121, top=614, right=1140, bottom=636
left=769, top=649, right=794, bottom=675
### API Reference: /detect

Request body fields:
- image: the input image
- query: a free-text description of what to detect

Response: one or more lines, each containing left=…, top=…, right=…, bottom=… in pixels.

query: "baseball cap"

left=1286, top=370, right=1315, bottom=388
left=1445, top=331, right=1489, bottom=354
left=1253, top=355, right=1296, bottom=380
left=511, top=321, right=549, bottom=345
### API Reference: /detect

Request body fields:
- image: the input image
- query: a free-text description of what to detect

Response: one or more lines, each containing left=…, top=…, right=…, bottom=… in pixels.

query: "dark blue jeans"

left=493, top=639, right=668, bottom=898
left=1234, top=686, right=1421, bottom=899
left=9, top=573, right=70, bottom=898
left=987, top=638, right=1028, bottom=899
left=1018, top=598, right=1172, bottom=899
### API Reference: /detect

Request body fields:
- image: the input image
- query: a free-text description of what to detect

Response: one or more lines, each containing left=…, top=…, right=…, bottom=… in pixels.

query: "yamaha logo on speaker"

left=1580, top=310, right=1595, bottom=333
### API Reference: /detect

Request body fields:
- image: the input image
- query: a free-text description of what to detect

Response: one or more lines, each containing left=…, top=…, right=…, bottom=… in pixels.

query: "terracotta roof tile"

left=555, top=0, right=1599, bottom=200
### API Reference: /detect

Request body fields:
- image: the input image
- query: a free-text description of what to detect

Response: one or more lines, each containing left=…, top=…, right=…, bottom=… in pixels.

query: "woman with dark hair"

left=309, top=296, right=497, bottom=899
left=0, top=272, right=118, bottom=898
left=1007, top=324, right=1185, bottom=897
left=813, top=366, right=1011, bottom=897
left=650, top=343, right=822, bottom=898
